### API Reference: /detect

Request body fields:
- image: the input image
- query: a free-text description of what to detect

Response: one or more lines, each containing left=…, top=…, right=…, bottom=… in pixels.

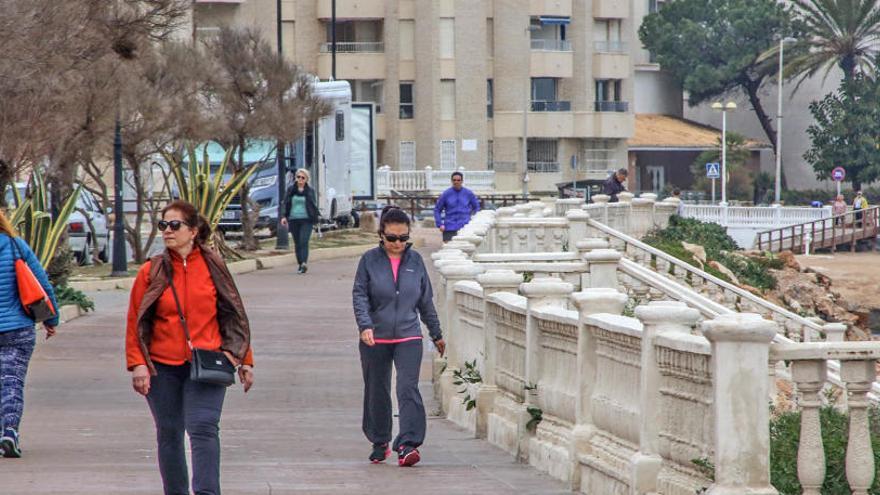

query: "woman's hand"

left=280, top=218, right=288, bottom=226
left=132, top=365, right=151, bottom=396
left=433, top=339, right=446, bottom=357
left=238, top=365, right=254, bottom=393
left=44, top=324, right=56, bottom=339
left=360, top=329, right=375, bottom=346
left=222, top=350, right=241, bottom=368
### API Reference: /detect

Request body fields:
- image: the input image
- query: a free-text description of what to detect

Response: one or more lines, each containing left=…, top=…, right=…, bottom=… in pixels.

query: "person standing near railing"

left=853, top=191, right=868, bottom=228
left=603, top=168, right=628, bottom=202
left=832, top=194, right=847, bottom=226
left=434, top=171, right=480, bottom=243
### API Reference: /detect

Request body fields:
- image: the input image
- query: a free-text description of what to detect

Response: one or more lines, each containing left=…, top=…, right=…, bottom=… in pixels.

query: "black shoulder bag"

left=165, top=262, right=236, bottom=387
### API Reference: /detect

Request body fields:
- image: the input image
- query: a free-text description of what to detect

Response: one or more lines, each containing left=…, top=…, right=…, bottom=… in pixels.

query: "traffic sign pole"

left=712, top=179, right=716, bottom=203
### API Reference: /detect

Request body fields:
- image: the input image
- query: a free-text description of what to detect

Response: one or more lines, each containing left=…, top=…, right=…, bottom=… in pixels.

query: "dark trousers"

left=146, top=363, right=226, bottom=495
left=359, top=340, right=425, bottom=451
left=289, top=219, right=313, bottom=265
left=442, top=229, right=458, bottom=243
left=0, top=327, right=35, bottom=433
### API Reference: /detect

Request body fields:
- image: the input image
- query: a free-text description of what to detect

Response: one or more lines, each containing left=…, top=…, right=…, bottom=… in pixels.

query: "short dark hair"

left=451, top=171, right=463, bottom=181
left=617, top=168, right=628, bottom=176
left=672, top=189, right=681, bottom=196
left=379, top=205, right=411, bottom=233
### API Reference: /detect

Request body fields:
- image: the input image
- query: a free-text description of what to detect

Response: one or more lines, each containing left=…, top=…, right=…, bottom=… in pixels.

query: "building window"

left=530, top=16, right=570, bottom=51
left=594, top=79, right=627, bottom=112
left=440, top=80, right=456, bottom=120
left=486, top=19, right=494, bottom=58
left=527, top=139, right=559, bottom=173
left=440, top=140, right=457, bottom=170
left=399, top=141, right=416, bottom=171
left=399, top=20, right=415, bottom=60
left=487, top=79, right=493, bottom=119
left=352, top=80, right=384, bottom=113
left=581, top=139, right=616, bottom=173
left=487, top=139, right=494, bottom=169
left=439, top=18, right=455, bottom=58
left=531, top=78, right=570, bottom=111
left=335, top=110, right=345, bottom=141
left=594, top=19, right=625, bottom=53
left=399, top=82, right=414, bottom=119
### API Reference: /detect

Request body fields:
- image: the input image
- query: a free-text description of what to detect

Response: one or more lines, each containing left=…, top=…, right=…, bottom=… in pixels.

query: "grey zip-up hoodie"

left=352, top=244, right=442, bottom=342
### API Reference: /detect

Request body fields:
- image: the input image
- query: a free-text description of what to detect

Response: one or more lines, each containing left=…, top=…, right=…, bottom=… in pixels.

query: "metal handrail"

left=755, top=206, right=879, bottom=253
left=319, top=41, right=385, bottom=53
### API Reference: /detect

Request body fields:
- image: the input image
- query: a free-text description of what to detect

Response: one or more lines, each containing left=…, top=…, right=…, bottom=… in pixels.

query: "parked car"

left=4, top=183, right=109, bottom=265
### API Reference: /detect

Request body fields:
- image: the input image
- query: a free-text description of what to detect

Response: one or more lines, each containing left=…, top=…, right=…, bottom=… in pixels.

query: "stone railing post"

left=791, top=359, right=827, bottom=494
left=518, top=277, right=574, bottom=461
left=566, top=209, right=590, bottom=251
left=823, top=322, right=847, bottom=342
left=424, top=165, right=434, bottom=191
left=632, top=301, right=701, bottom=494
left=591, top=194, right=610, bottom=224
left=655, top=198, right=680, bottom=229
left=841, top=359, right=876, bottom=494
left=702, top=313, right=779, bottom=495
left=443, top=239, right=477, bottom=258
left=630, top=197, right=656, bottom=238
left=570, top=287, right=628, bottom=487
left=474, top=269, right=523, bottom=439
left=437, top=261, right=485, bottom=413
left=583, top=248, right=622, bottom=290
left=576, top=238, right=610, bottom=290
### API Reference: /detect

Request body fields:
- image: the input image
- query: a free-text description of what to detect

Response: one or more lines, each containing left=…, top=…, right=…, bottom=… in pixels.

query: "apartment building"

left=191, top=0, right=636, bottom=193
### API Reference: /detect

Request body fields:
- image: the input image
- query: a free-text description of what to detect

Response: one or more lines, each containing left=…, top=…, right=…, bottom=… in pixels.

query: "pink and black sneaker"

left=369, top=443, right=391, bottom=463
left=397, top=446, right=420, bottom=467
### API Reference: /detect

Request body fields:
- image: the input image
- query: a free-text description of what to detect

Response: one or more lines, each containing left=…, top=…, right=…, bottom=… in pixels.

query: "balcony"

left=531, top=100, right=571, bottom=112
left=319, top=42, right=384, bottom=53
left=594, top=40, right=627, bottom=54
left=593, top=52, right=630, bottom=79
left=316, top=0, right=385, bottom=19
left=492, top=111, right=633, bottom=139
left=317, top=50, right=385, bottom=79
left=530, top=48, right=573, bottom=77
left=531, top=39, right=571, bottom=51
left=529, top=0, right=571, bottom=17
left=527, top=161, right=560, bottom=173
left=594, top=101, right=629, bottom=112
left=593, top=0, right=629, bottom=18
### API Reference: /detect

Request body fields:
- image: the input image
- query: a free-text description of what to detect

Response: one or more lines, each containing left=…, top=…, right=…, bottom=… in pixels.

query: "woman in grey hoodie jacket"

left=352, top=206, right=444, bottom=467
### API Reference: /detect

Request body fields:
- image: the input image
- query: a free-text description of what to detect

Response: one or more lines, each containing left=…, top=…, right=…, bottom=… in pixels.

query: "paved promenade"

left=4, top=240, right=570, bottom=494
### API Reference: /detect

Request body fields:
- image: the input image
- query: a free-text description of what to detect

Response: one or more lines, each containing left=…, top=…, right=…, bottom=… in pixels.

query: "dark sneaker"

left=1, top=428, right=21, bottom=458
left=301, top=263, right=308, bottom=274
left=296, top=264, right=304, bottom=274
left=369, top=443, right=390, bottom=463
left=398, top=446, right=420, bottom=467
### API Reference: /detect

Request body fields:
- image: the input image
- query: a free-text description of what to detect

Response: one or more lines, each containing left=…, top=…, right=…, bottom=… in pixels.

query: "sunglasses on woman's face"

left=296, top=175, right=306, bottom=180
left=158, top=220, right=188, bottom=232
left=383, top=234, right=410, bottom=243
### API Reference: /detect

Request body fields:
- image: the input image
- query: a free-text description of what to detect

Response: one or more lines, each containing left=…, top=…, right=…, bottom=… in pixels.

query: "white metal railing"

left=593, top=40, right=627, bottom=53
left=319, top=41, right=385, bottom=53
left=530, top=39, right=572, bottom=51
left=375, top=166, right=495, bottom=194
left=680, top=204, right=832, bottom=228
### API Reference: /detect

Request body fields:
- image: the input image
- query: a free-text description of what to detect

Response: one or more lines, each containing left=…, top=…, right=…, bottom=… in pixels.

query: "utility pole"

left=275, top=0, right=290, bottom=249
left=331, top=0, right=337, bottom=80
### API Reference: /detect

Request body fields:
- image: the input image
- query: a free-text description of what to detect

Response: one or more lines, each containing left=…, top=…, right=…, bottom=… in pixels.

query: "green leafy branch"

left=452, top=359, right=482, bottom=411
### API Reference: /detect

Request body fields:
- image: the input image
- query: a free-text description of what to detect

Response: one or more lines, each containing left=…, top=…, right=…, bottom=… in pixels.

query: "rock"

left=708, top=260, right=740, bottom=285
left=777, top=250, right=801, bottom=271
left=681, top=242, right=707, bottom=269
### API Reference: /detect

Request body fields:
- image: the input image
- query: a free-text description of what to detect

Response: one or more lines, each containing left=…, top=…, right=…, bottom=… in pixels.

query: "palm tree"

left=782, top=0, right=880, bottom=87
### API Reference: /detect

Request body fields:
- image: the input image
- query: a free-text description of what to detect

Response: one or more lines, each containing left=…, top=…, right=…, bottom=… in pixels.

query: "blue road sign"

left=706, top=162, right=721, bottom=179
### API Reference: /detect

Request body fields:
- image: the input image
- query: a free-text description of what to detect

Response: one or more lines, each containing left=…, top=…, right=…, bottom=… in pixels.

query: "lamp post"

left=110, top=113, right=128, bottom=277
left=711, top=101, right=737, bottom=205
left=774, top=37, right=797, bottom=205
left=274, top=0, right=290, bottom=250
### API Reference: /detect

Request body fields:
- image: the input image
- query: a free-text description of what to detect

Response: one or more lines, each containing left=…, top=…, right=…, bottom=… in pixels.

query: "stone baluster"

left=630, top=197, right=655, bottom=239
left=437, top=261, right=485, bottom=414
left=791, top=359, right=827, bottom=495
left=518, top=277, right=574, bottom=461
left=702, top=313, right=779, bottom=495
left=632, top=301, right=701, bottom=494
left=673, top=264, right=688, bottom=285
left=474, top=270, right=523, bottom=439
left=571, top=287, right=629, bottom=489
left=566, top=209, right=590, bottom=250
left=590, top=194, right=610, bottom=224
left=583, top=248, right=622, bottom=290
left=576, top=238, right=610, bottom=289
left=842, top=359, right=876, bottom=494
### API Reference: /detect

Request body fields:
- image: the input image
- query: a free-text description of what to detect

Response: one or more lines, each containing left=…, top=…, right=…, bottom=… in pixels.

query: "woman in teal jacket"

left=0, top=210, right=58, bottom=458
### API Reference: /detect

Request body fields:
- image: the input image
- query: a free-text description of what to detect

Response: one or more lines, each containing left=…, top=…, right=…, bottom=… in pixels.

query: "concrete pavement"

left=3, top=243, right=570, bottom=494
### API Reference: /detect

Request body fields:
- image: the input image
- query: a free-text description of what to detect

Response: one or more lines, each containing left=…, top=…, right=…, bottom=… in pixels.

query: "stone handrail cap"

left=631, top=198, right=654, bottom=206
left=434, top=257, right=470, bottom=269
left=520, top=277, right=574, bottom=297
left=640, top=193, right=658, bottom=201
left=477, top=269, right=523, bottom=287
left=557, top=198, right=584, bottom=204
left=513, top=213, right=527, bottom=218
left=591, top=194, right=610, bottom=204
left=565, top=209, right=590, bottom=220
left=635, top=301, right=700, bottom=325
left=496, top=207, right=516, bottom=217
left=662, top=197, right=681, bottom=204
left=439, top=261, right=485, bottom=278
left=444, top=241, right=477, bottom=252
left=541, top=207, right=553, bottom=217
left=453, top=234, right=483, bottom=245
left=583, top=248, right=622, bottom=262
left=618, top=192, right=635, bottom=202
left=571, top=288, right=628, bottom=309
left=576, top=238, right=610, bottom=251
left=702, top=313, right=778, bottom=343
left=431, top=248, right=464, bottom=260
left=823, top=322, right=847, bottom=332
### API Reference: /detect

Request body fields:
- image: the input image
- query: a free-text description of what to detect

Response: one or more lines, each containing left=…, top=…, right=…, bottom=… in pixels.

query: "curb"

left=59, top=304, right=83, bottom=324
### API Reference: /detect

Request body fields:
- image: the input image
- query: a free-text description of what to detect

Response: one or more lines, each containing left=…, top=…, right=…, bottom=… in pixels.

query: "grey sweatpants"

left=359, top=339, right=425, bottom=451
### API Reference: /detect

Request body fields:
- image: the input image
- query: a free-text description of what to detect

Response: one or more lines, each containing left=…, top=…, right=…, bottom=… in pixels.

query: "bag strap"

left=162, top=260, right=193, bottom=350
left=9, top=236, right=23, bottom=261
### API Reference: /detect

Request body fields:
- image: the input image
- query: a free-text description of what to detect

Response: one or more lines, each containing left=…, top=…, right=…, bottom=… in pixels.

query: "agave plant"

left=161, top=143, right=258, bottom=243
left=9, top=172, right=82, bottom=267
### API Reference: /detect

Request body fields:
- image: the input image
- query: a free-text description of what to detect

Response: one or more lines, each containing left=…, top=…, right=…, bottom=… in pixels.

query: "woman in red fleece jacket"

left=126, top=200, right=253, bottom=495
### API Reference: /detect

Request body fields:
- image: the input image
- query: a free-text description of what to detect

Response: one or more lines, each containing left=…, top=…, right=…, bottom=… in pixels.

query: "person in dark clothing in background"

left=352, top=206, right=445, bottom=467
left=603, top=168, right=628, bottom=202
left=280, top=168, right=320, bottom=274
left=433, top=171, right=480, bottom=242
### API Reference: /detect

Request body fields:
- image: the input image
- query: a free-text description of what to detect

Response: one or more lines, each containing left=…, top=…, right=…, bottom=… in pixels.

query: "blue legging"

left=289, top=219, right=313, bottom=265
left=0, top=327, right=36, bottom=433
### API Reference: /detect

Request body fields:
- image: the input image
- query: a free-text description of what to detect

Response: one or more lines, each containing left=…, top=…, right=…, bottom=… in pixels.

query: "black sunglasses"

left=383, top=234, right=410, bottom=243
left=296, top=175, right=306, bottom=179
left=158, top=220, right=189, bottom=231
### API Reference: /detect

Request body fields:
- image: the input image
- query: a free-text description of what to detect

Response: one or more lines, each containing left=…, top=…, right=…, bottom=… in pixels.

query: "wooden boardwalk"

left=756, top=207, right=878, bottom=253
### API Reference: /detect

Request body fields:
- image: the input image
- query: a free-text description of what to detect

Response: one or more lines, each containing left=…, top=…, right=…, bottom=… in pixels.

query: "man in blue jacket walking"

left=433, top=171, right=480, bottom=242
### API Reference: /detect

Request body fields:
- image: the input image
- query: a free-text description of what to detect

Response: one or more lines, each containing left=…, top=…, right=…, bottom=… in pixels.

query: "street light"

left=711, top=101, right=737, bottom=205
left=774, top=36, right=797, bottom=205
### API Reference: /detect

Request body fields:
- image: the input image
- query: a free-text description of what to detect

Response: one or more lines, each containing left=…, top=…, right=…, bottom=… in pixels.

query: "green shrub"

left=644, top=216, right=738, bottom=258
left=54, top=284, right=95, bottom=313
left=770, top=406, right=880, bottom=494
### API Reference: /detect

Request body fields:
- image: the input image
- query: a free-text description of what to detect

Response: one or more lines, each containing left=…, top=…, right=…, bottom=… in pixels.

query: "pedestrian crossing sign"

left=706, top=162, right=720, bottom=179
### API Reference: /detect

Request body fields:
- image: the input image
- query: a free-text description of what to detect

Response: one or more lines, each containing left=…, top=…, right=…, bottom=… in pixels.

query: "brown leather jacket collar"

left=135, top=246, right=251, bottom=375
